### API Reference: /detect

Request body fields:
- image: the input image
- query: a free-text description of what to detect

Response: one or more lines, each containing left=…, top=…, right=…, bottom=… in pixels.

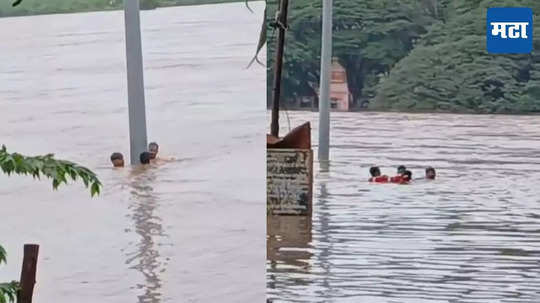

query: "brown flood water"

left=0, top=2, right=265, bottom=302
left=268, top=111, right=540, bottom=302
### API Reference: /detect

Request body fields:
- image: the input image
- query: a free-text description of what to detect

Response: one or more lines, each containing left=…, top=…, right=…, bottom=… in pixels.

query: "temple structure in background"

left=328, top=57, right=351, bottom=111
left=275, top=57, right=352, bottom=111
left=313, top=58, right=351, bottom=111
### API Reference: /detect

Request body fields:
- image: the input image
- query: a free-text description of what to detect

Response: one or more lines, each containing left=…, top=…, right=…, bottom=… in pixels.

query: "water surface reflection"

left=267, top=112, right=540, bottom=302
left=0, top=3, right=265, bottom=301
left=125, top=167, right=167, bottom=303
left=267, top=215, right=313, bottom=270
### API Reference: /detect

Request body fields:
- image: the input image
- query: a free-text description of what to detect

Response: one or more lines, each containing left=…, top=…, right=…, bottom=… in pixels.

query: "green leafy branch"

left=0, top=246, right=19, bottom=303
left=0, top=282, right=19, bottom=303
left=0, top=145, right=102, bottom=302
left=0, top=246, right=6, bottom=265
left=246, top=0, right=266, bottom=68
left=0, top=145, right=102, bottom=197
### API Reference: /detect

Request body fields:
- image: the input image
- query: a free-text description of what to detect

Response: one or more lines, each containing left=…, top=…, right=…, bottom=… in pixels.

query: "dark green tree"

left=266, top=0, right=443, bottom=108
left=371, top=0, right=540, bottom=113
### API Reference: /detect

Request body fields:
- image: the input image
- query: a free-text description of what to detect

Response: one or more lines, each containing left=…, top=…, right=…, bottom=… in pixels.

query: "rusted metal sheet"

left=267, top=122, right=311, bottom=149
left=267, top=148, right=313, bottom=215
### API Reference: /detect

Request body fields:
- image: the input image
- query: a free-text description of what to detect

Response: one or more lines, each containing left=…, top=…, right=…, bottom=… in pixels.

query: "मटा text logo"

left=487, top=7, right=533, bottom=54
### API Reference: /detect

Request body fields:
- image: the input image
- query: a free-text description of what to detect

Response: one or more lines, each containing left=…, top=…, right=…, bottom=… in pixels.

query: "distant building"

left=316, top=58, right=351, bottom=111
left=330, top=58, right=351, bottom=111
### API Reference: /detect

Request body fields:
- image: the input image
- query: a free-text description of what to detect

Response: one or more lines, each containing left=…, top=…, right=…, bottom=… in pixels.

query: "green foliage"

left=140, top=0, right=158, bottom=10
left=0, top=246, right=6, bottom=265
left=371, top=0, right=540, bottom=113
left=0, top=246, right=19, bottom=303
left=267, top=0, right=540, bottom=113
left=0, top=282, right=19, bottom=303
left=0, top=145, right=102, bottom=301
left=2, top=0, right=242, bottom=16
left=247, top=0, right=266, bottom=68
left=0, top=145, right=102, bottom=197
left=267, top=0, right=442, bottom=107
left=158, top=0, right=241, bottom=6
left=266, top=0, right=321, bottom=106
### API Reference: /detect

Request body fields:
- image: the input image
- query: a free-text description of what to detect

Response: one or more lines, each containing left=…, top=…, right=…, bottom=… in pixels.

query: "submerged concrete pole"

left=124, top=0, right=148, bottom=165
left=318, top=0, right=332, bottom=161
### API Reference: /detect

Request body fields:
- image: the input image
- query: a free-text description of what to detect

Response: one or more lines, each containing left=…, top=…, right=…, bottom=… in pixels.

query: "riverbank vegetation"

left=0, top=0, right=242, bottom=17
left=0, top=269, right=18, bottom=303
left=267, top=0, right=540, bottom=113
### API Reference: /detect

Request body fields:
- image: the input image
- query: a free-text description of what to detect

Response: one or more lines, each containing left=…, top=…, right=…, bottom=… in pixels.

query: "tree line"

left=267, top=0, right=540, bottom=113
left=0, top=0, right=241, bottom=17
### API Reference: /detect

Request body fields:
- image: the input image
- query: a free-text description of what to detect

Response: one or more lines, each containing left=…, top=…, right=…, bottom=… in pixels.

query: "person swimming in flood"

left=403, top=170, right=412, bottom=183
left=147, top=142, right=176, bottom=163
left=391, top=170, right=412, bottom=184
left=425, top=167, right=436, bottom=180
left=110, top=152, right=124, bottom=167
left=369, top=166, right=389, bottom=183
left=148, top=142, right=159, bottom=160
left=140, top=152, right=151, bottom=164
left=389, top=165, right=407, bottom=182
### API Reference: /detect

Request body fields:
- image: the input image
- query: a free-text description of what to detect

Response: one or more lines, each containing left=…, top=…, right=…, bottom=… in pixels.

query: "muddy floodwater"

left=268, top=111, right=540, bottom=302
left=0, top=2, right=265, bottom=302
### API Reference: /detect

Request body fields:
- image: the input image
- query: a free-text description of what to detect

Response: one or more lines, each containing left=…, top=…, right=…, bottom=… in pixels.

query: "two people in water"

left=369, top=165, right=436, bottom=184
left=110, top=142, right=160, bottom=167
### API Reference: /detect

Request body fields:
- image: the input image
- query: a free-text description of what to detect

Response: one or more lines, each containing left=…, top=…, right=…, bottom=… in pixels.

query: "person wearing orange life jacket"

left=391, top=170, right=412, bottom=184
left=390, top=165, right=407, bottom=183
left=369, top=166, right=389, bottom=183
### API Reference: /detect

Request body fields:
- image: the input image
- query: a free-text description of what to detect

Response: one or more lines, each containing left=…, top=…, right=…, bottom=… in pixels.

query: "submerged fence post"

left=18, top=244, right=39, bottom=303
left=124, top=0, right=148, bottom=165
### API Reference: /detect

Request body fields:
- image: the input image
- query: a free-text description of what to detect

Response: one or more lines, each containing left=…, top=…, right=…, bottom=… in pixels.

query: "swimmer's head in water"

left=426, top=167, right=436, bottom=179
left=403, top=170, right=412, bottom=181
left=148, top=142, right=159, bottom=159
left=140, top=152, right=151, bottom=164
left=369, top=166, right=381, bottom=177
left=397, top=165, right=406, bottom=175
left=110, top=152, right=124, bottom=167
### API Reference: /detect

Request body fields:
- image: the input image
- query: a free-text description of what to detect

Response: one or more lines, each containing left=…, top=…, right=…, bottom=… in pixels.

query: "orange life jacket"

left=391, top=175, right=410, bottom=184
left=369, top=175, right=389, bottom=183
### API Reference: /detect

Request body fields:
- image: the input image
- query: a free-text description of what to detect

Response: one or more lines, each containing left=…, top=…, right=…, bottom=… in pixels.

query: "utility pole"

left=318, top=0, right=332, bottom=161
left=124, top=0, right=148, bottom=165
left=270, top=0, right=289, bottom=138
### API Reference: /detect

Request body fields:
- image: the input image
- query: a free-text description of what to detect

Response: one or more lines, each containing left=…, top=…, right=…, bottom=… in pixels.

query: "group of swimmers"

left=369, top=165, right=436, bottom=184
left=110, top=142, right=160, bottom=167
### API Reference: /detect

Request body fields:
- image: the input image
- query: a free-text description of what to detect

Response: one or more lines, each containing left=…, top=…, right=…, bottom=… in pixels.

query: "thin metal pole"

left=318, top=0, right=332, bottom=161
left=124, top=0, right=148, bottom=165
left=270, top=0, right=289, bottom=137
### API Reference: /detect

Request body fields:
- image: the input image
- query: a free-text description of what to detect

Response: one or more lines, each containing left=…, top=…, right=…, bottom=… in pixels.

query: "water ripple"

left=267, top=112, right=540, bottom=302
